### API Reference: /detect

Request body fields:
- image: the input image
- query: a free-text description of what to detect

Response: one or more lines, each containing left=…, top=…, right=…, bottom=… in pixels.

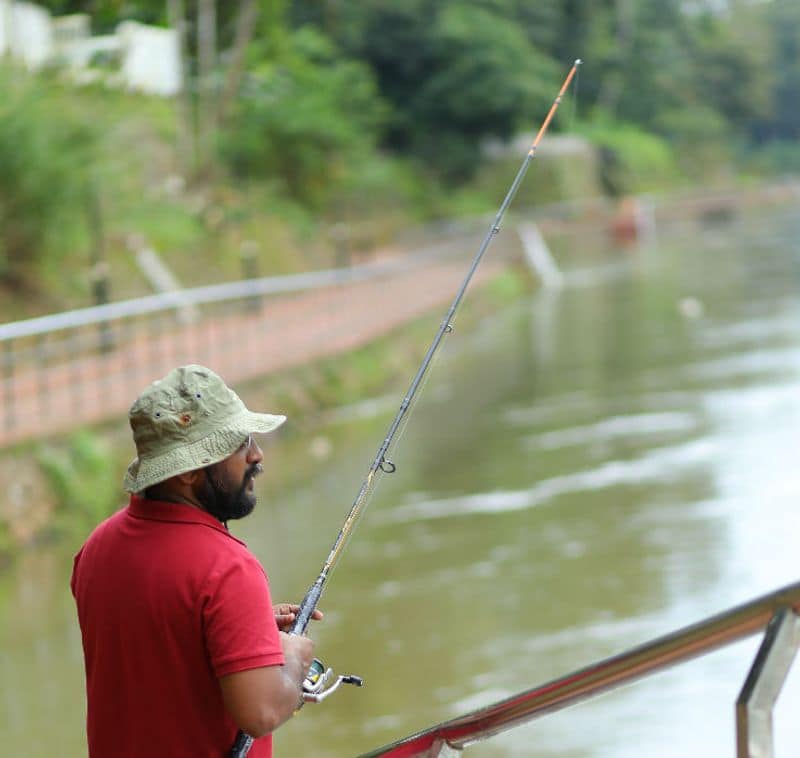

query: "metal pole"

left=736, top=608, right=800, bottom=758
left=3, top=340, right=14, bottom=434
left=361, top=584, right=800, bottom=757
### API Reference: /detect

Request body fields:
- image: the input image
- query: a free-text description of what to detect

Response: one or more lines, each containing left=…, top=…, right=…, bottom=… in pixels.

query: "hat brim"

left=123, top=410, right=285, bottom=493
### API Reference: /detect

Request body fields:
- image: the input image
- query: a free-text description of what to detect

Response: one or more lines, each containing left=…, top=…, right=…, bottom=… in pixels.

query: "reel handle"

left=301, top=657, right=363, bottom=704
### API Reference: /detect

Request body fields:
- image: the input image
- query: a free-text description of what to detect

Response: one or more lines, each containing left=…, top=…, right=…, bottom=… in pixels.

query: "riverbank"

left=0, top=266, right=530, bottom=565
left=3, top=176, right=798, bottom=564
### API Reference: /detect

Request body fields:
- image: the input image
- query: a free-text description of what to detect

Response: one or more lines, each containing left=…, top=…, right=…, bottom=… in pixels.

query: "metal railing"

left=362, top=581, right=800, bottom=757
left=0, top=233, right=521, bottom=447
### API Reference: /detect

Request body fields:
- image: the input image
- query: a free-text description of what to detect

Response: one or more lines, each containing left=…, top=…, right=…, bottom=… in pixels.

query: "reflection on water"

left=2, top=209, right=800, bottom=757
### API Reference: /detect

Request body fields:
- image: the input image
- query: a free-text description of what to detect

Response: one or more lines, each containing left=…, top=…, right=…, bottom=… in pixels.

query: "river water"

left=2, top=207, right=800, bottom=756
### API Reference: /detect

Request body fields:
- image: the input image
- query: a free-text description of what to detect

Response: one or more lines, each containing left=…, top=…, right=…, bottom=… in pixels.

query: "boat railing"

left=361, top=580, right=800, bottom=757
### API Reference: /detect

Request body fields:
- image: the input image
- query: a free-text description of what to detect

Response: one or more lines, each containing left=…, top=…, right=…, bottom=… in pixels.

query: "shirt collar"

left=127, top=494, right=247, bottom=546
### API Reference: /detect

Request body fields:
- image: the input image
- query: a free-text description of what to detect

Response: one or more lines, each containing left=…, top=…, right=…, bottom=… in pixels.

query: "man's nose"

left=246, top=439, right=263, bottom=464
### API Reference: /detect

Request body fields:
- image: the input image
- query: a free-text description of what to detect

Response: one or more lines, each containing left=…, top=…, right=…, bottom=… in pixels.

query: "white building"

left=118, top=21, right=181, bottom=97
left=0, top=0, right=181, bottom=97
left=0, top=1, right=53, bottom=69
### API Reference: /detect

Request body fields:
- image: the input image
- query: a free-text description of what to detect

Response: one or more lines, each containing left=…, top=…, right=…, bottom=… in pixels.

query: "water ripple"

left=525, top=412, right=697, bottom=450
left=381, top=438, right=717, bottom=524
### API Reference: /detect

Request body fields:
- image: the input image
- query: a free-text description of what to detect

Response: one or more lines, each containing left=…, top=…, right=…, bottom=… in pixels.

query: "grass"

left=0, top=61, right=616, bottom=325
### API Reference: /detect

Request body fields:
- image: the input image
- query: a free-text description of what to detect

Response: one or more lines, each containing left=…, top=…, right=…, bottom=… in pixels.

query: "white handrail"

left=0, top=248, right=451, bottom=342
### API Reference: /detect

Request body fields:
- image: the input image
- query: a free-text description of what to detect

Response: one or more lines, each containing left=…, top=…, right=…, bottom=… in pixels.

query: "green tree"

left=686, top=6, right=773, bottom=133
left=757, top=0, right=800, bottom=141
left=220, top=26, right=385, bottom=207
left=334, top=0, right=560, bottom=179
left=35, top=0, right=167, bottom=30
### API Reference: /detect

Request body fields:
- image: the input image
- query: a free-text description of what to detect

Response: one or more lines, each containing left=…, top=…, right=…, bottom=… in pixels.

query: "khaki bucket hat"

left=123, top=365, right=285, bottom=493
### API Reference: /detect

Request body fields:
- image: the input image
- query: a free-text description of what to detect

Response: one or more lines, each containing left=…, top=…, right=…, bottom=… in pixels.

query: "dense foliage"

left=5, top=0, right=800, bottom=294
left=32, top=0, right=800, bottom=169
left=221, top=26, right=386, bottom=206
left=0, top=70, right=97, bottom=286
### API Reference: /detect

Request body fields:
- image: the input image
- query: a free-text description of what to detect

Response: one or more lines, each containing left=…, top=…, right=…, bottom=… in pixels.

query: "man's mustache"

left=246, top=463, right=264, bottom=481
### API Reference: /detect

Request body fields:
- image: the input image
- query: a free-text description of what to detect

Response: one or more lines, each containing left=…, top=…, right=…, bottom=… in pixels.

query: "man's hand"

left=220, top=627, right=319, bottom=737
left=273, top=603, right=324, bottom=632
left=220, top=632, right=316, bottom=737
left=280, top=631, right=316, bottom=683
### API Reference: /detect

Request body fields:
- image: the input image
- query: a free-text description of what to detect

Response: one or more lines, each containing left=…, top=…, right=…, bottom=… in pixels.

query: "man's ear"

left=175, top=468, right=205, bottom=487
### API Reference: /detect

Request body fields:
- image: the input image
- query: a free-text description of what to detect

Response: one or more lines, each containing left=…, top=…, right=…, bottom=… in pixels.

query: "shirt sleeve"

left=202, top=551, right=285, bottom=678
left=70, top=547, right=83, bottom=598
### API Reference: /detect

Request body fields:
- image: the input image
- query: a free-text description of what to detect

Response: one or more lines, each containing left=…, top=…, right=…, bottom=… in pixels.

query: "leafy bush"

left=745, top=140, right=800, bottom=175
left=220, top=27, right=386, bottom=209
left=37, top=431, right=120, bottom=533
left=0, top=67, right=97, bottom=287
left=656, top=105, right=733, bottom=179
left=579, top=118, right=680, bottom=195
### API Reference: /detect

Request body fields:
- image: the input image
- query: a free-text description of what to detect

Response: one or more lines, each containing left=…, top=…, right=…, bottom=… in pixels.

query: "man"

left=71, top=364, right=320, bottom=757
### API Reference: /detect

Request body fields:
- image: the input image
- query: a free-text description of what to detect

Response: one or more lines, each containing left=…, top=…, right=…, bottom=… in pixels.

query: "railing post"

left=240, top=239, right=262, bottom=313
left=3, top=340, right=14, bottom=434
left=36, top=334, right=48, bottom=419
left=736, top=608, right=800, bottom=758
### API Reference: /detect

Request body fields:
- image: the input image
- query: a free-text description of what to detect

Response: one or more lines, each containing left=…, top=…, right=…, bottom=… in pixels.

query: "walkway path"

left=0, top=252, right=507, bottom=447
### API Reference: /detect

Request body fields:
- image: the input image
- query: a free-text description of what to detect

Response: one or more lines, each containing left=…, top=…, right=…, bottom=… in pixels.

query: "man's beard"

left=199, top=463, right=262, bottom=523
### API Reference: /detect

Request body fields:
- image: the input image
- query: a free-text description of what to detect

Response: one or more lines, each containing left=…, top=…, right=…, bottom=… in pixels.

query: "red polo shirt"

left=71, top=495, right=284, bottom=757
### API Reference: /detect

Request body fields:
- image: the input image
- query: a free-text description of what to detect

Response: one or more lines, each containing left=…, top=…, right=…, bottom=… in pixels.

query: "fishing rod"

left=228, top=57, right=582, bottom=758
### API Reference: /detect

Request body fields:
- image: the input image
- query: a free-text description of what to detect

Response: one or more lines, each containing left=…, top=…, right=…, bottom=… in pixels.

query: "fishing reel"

left=229, top=659, right=362, bottom=756
left=301, top=657, right=363, bottom=704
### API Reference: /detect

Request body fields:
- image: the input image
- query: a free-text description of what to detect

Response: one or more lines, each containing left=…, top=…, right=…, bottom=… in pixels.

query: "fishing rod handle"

left=291, top=575, right=324, bottom=635
left=228, top=731, right=254, bottom=757
left=228, top=578, right=324, bottom=756
left=227, top=624, right=317, bottom=757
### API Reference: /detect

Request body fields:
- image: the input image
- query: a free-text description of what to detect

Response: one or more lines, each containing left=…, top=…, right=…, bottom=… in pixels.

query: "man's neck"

left=144, top=485, right=205, bottom=512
